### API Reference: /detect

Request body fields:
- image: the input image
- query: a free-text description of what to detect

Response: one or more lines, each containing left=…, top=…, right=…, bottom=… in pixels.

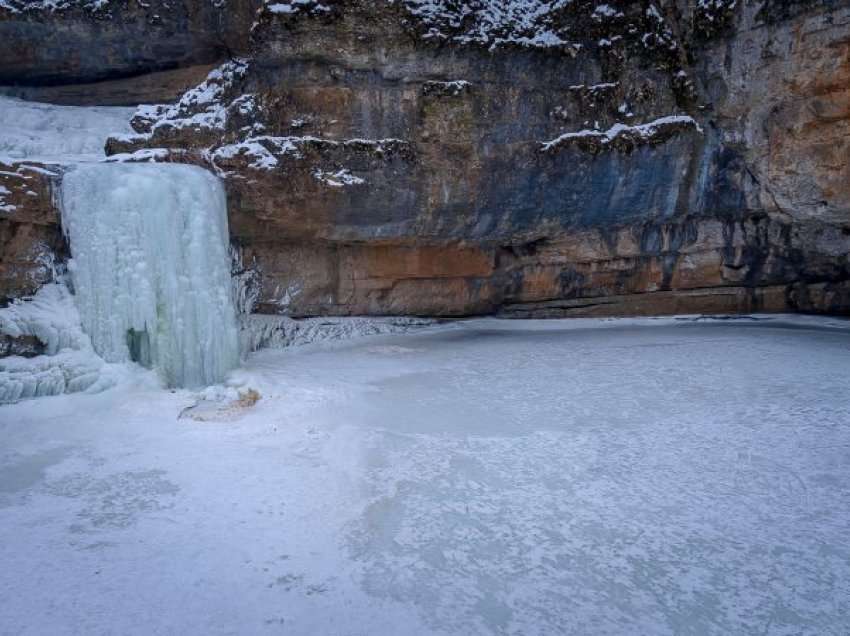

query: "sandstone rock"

left=0, top=161, right=64, bottom=304
left=1, top=0, right=848, bottom=319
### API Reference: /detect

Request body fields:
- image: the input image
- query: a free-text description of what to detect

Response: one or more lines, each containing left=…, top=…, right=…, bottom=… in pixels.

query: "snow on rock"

left=127, top=59, right=250, bottom=140
left=568, top=81, right=619, bottom=93
left=0, top=96, right=134, bottom=163
left=0, top=183, right=13, bottom=213
left=697, top=0, right=737, bottom=19
left=641, top=2, right=678, bottom=53
left=541, top=114, right=702, bottom=153
left=262, top=0, right=331, bottom=17
left=694, top=0, right=737, bottom=37
left=313, top=168, right=365, bottom=187
left=209, top=135, right=411, bottom=174
left=398, top=0, right=573, bottom=50
left=592, top=4, right=623, bottom=20
left=0, top=0, right=228, bottom=13
left=209, top=135, right=305, bottom=172
left=60, top=163, right=240, bottom=388
left=0, top=0, right=109, bottom=13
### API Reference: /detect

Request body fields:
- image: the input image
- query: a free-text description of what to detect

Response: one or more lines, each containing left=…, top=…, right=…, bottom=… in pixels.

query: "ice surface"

left=2, top=318, right=849, bottom=634
left=60, top=163, right=240, bottom=388
left=0, top=96, right=134, bottom=163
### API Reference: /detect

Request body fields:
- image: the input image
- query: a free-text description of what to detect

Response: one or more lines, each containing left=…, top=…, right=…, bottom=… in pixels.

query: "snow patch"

left=541, top=114, right=702, bottom=152
left=210, top=135, right=409, bottom=174
left=313, top=168, right=365, bottom=187
left=398, top=0, right=572, bottom=50
left=210, top=135, right=304, bottom=172
left=264, top=0, right=331, bottom=16
left=126, top=59, right=249, bottom=141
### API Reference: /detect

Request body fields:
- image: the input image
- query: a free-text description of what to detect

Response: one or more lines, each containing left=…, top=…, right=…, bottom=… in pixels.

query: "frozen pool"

left=1, top=317, right=849, bottom=635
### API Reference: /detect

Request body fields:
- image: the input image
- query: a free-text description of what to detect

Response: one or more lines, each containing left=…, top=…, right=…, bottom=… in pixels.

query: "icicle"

left=60, top=163, right=240, bottom=388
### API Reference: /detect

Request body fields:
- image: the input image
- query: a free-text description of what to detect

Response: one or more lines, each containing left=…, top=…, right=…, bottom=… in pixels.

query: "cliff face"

left=2, top=0, right=849, bottom=317
left=0, top=161, right=61, bottom=302
left=0, top=0, right=260, bottom=86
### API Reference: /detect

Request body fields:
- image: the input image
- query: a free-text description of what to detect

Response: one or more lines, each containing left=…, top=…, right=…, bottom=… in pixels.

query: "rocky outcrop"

left=0, top=0, right=259, bottom=85
left=0, top=161, right=63, bottom=304
left=1, top=0, right=849, bottom=318
left=0, top=333, right=44, bottom=357
left=0, top=64, right=219, bottom=106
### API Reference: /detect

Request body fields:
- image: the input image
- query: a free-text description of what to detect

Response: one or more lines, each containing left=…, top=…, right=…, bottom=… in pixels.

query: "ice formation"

left=0, top=95, right=134, bottom=162
left=242, top=314, right=434, bottom=352
left=60, top=163, right=240, bottom=388
left=0, top=283, right=119, bottom=402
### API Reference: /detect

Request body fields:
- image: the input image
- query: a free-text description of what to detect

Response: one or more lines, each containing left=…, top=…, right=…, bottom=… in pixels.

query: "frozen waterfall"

left=60, top=163, right=240, bottom=388
left=0, top=95, right=134, bottom=162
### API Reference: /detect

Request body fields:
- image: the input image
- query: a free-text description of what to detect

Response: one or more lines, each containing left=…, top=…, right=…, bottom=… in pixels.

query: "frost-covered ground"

left=2, top=317, right=850, bottom=635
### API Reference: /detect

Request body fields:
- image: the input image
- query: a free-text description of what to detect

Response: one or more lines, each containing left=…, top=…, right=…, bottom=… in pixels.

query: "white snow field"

left=1, top=317, right=850, bottom=635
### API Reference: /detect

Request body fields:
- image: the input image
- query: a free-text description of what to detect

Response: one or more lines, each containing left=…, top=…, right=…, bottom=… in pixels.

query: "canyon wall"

left=2, top=0, right=849, bottom=317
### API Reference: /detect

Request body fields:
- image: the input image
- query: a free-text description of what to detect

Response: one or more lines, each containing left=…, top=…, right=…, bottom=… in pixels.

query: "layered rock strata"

left=1, top=0, right=849, bottom=318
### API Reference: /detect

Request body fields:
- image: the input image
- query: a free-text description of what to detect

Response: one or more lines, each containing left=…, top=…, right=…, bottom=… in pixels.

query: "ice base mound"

left=0, top=283, right=120, bottom=403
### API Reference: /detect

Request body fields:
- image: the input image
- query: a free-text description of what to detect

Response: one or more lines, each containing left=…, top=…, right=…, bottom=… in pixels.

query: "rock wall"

left=0, top=0, right=260, bottom=85
left=0, top=161, right=62, bottom=304
left=1, top=0, right=849, bottom=317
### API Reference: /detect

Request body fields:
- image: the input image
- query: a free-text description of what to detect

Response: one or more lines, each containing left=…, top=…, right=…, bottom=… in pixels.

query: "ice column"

left=60, top=163, right=240, bottom=387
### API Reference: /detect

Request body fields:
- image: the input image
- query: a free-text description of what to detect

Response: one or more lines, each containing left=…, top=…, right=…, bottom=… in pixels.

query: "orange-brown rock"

left=0, top=161, right=63, bottom=303
left=1, top=0, right=848, bottom=319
